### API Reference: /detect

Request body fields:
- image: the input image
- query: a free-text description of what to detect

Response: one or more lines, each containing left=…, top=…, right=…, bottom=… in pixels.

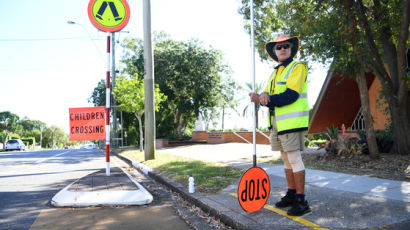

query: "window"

left=351, top=107, right=365, bottom=131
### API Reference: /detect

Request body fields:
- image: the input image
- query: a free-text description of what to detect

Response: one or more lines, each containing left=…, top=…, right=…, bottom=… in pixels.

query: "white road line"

left=35, top=150, right=71, bottom=164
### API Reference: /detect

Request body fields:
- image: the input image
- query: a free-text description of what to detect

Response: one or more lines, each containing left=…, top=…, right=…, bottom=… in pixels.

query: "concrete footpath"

left=51, top=143, right=410, bottom=229
left=138, top=143, right=410, bottom=230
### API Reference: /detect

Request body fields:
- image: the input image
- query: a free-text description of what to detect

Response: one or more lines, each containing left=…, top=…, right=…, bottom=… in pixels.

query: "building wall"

left=192, top=131, right=270, bottom=145
left=309, top=71, right=390, bottom=134
left=368, top=78, right=390, bottom=130
left=192, top=131, right=207, bottom=141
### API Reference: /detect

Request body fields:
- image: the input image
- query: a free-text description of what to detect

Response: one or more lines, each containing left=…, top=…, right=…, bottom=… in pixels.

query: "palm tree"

left=242, top=81, right=266, bottom=128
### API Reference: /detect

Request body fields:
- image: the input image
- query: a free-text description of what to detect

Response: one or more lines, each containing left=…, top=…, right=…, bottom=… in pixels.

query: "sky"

left=0, top=0, right=328, bottom=133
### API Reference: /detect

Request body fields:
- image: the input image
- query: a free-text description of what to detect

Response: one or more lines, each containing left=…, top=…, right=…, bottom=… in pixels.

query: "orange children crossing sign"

left=88, top=0, right=130, bottom=32
left=69, top=107, right=106, bottom=141
left=238, top=167, right=270, bottom=212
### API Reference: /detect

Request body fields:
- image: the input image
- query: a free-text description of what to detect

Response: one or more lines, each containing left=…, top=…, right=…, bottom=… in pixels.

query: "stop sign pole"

left=250, top=0, right=257, bottom=167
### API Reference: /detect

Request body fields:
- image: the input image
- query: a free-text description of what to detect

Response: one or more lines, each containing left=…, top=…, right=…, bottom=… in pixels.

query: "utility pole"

left=143, top=0, right=155, bottom=160
left=111, top=33, right=118, bottom=148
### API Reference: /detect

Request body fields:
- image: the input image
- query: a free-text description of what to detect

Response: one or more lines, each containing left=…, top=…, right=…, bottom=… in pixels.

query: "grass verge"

left=118, top=148, right=245, bottom=194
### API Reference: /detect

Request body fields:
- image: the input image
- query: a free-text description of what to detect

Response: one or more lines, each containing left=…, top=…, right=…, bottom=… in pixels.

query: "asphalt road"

left=0, top=148, right=194, bottom=230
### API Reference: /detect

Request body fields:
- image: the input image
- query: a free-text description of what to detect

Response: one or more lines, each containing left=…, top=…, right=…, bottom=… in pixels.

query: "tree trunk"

left=389, top=100, right=410, bottom=154
left=137, top=115, right=144, bottom=152
left=203, top=113, right=209, bottom=131
left=2, top=131, right=8, bottom=150
left=222, top=108, right=225, bottom=131
left=170, top=103, right=179, bottom=137
left=177, top=113, right=184, bottom=137
left=40, top=131, right=43, bottom=149
left=351, top=0, right=410, bottom=155
left=357, top=72, right=379, bottom=158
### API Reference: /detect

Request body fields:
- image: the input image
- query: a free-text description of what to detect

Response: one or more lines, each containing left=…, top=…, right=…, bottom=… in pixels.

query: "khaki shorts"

left=270, top=117, right=305, bottom=152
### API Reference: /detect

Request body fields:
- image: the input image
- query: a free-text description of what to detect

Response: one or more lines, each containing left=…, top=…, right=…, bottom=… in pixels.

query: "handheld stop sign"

left=237, top=0, right=270, bottom=213
left=238, top=167, right=270, bottom=212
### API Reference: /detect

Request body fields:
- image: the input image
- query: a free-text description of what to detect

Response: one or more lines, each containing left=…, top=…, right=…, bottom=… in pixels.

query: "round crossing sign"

left=237, top=167, right=270, bottom=212
left=88, top=0, right=130, bottom=32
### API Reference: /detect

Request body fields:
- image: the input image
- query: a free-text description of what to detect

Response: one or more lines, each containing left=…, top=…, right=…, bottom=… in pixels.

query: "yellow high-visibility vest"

left=267, top=60, right=309, bottom=135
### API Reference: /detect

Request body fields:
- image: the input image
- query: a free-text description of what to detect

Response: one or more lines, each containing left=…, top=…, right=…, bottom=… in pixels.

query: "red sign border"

left=87, top=0, right=131, bottom=32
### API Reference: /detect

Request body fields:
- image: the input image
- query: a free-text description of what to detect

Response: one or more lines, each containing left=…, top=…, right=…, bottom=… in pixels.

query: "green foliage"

left=324, top=125, right=339, bottom=141
left=0, top=111, right=51, bottom=149
left=18, top=119, right=46, bottom=131
left=310, top=132, right=328, bottom=141
left=0, top=111, right=19, bottom=130
left=21, top=137, right=35, bottom=146
left=305, top=139, right=327, bottom=148
left=113, top=75, right=166, bottom=150
left=239, top=0, right=405, bottom=75
left=9, top=134, right=21, bottom=140
left=323, top=125, right=364, bottom=155
left=375, top=129, right=393, bottom=153
left=0, top=131, right=5, bottom=143
left=114, top=75, right=166, bottom=115
left=126, top=125, right=138, bottom=146
left=42, top=126, right=66, bottom=148
left=120, top=32, right=237, bottom=138
left=88, top=79, right=107, bottom=106
left=337, top=137, right=364, bottom=155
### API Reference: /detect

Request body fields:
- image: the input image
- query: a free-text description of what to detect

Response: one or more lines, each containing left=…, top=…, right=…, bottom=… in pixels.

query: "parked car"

left=80, top=143, right=97, bottom=149
left=5, top=139, right=25, bottom=151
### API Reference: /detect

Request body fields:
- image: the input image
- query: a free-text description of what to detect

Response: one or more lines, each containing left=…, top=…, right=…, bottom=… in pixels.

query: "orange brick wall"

left=192, top=131, right=270, bottom=145
left=368, top=78, right=390, bottom=130
left=192, top=131, right=207, bottom=141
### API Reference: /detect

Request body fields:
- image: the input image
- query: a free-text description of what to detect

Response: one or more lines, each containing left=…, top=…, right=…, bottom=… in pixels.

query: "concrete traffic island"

left=51, top=167, right=153, bottom=207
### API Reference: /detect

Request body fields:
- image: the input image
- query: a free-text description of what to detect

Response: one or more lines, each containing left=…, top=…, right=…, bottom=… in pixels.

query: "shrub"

left=337, top=137, right=364, bottom=155
left=21, top=137, right=35, bottom=146
left=356, top=129, right=393, bottom=154
left=323, top=125, right=364, bottom=155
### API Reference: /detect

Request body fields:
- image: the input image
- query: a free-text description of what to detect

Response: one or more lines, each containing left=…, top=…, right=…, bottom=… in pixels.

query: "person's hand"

left=259, top=92, right=270, bottom=106
left=249, top=92, right=260, bottom=103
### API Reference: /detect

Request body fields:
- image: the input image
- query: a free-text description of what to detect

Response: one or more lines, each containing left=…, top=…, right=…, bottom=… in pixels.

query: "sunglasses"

left=274, top=44, right=290, bottom=50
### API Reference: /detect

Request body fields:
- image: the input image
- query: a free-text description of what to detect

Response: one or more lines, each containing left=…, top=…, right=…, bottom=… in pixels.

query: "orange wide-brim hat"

left=265, top=35, right=300, bottom=62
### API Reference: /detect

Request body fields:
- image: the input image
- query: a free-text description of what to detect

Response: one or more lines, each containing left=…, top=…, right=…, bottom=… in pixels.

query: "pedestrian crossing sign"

left=88, top=0, right=130, bottom=32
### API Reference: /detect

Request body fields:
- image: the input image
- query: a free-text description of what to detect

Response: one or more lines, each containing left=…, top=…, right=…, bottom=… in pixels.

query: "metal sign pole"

left=105, top=32, right=111, bottom=176
left=250, top=0, right=257, bottom=167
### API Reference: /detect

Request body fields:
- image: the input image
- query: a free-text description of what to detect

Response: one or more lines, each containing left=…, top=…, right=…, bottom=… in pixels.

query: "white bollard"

left=188, top=174, right=195, bottom=193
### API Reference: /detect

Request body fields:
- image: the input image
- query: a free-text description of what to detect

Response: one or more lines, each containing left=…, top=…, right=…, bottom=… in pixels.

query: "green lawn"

left=118, top=148, right=245, bottom=193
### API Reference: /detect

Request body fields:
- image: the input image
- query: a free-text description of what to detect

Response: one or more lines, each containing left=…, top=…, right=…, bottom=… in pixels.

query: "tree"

left=239, top=0, right=409, bottom=155
left=0, top=111, right=20, bottom=149
left=42, top=126, right=65, bottom=149
left=88, top=79, right=107, bottom=106
left=121, top=33, right=234, bottom=138
left=113, top=75, right=166, bottom=152
left=18, top=118, right=46, bottom=147
left=218, top=76, right=240, bottom=130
